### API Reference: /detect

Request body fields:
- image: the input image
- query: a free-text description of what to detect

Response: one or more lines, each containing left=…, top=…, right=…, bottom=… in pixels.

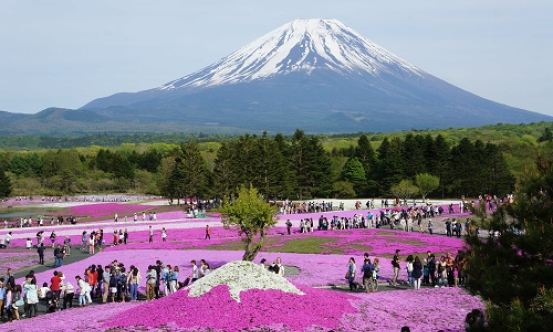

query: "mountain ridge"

left=0, top=18, right=550, bottom=135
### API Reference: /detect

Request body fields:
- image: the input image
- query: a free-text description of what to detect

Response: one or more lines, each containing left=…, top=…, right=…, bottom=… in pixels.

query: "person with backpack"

left=361, top=258, right=375, bottom=292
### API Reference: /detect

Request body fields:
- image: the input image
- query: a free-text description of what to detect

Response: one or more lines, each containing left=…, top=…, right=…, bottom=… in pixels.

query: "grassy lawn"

left=200, top=235, right=339, bottom=254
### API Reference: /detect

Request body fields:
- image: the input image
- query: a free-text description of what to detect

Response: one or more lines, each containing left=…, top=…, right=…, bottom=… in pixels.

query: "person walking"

left=361, top=258, right=375, bottom=292
left=161, top=228, right=167, bottom=242
left=64, top=236, right=71, bottom=256
left=346, top=257, right=357, bottom=291
left=205, top=225, right=211, bottom=240
left=49, top=231, right=56, bottom=248
left=406, top=255, right=414, bottom=287
left=391, top=249, right=401, bottom=286
left=37, top=243, right=45, bottom=265
left=81, top=231, right=88, bottom=251
left=285, top=220, right=292, bottom=235
left=428, top=219, right=433, bottom=235
left=148, top=226, right=153, bottom=243
left=53, top=244, right=62, bottom=268
left=76, top=276, right=87, bottom=307
left=413, top=256, right=423, bottom=289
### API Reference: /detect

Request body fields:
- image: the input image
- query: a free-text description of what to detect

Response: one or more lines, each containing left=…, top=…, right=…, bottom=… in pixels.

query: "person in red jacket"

left=50, top=270, right=63, bottom=300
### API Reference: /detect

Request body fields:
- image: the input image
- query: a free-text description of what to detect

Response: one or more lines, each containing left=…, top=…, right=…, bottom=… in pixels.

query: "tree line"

left=0, top=129, right=514, bottom=200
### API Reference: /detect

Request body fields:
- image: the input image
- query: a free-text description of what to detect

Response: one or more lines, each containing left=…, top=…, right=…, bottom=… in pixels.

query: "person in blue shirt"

left=361, top=258, right=375, bottom=292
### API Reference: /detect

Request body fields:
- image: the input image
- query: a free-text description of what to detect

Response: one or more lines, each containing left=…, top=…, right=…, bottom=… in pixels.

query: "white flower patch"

left=187, top=260, right=304, bottom=302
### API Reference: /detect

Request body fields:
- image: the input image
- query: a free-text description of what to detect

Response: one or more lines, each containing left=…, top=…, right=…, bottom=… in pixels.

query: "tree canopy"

left=219, top=185, right=278, bottom=261
left=415, top=173, right=440, bottom=200
left=466, top=155, right=553, bottom=331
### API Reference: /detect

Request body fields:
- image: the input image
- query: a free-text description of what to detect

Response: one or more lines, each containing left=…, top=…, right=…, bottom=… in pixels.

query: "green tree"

left=332, top=181, right=356, bottom=198
left=376, top=137, right=404, bottom=194
left=219, top=185, right=278, bottom=261
left=465, top=155, right=553, bottom=332
left=390, top=179, right=419, bottom=201
left=402, top=134, right=426, bottom=178
left=342, top=157, right=366, bottom=196
left=538, top=127, right=553, bottom=142
left=290, top=130, right=332, bottom=198
left=180, top=142, right=210, bottom=200
left=0, top=170, right=12, bottom=198
left=212, top=142, right=238, bottom=199
left=415, top=173, right=440, bottom=200
left=250, top=132, right=289, bottom=200
left=355, top=134, right=376, bottom=176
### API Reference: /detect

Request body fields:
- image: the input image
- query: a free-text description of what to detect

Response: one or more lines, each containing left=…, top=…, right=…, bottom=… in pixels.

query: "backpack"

left=363, top=265, right=373, bottom=279
left=109, top=275, right=117, bottom=287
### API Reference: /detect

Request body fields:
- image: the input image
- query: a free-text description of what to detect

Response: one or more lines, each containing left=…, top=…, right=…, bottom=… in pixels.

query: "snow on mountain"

left=160, top=18, right=423, bottom=90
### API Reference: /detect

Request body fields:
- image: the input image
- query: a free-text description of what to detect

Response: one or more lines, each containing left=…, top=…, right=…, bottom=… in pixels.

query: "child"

left=423, top=261, right=430, bottom=286
left=161, top=228, right=167, bottom=242
left=26, top=238, right=32, bottom=249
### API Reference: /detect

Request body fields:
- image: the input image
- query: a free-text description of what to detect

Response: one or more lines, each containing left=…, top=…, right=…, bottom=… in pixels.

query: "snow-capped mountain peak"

left=160, top=18, right=422, bottom=90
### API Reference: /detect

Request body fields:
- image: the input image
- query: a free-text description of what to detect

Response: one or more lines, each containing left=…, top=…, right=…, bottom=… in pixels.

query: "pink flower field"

left=2, top=200, right=484, bottom=332
left=0, top=249, right=42, bottom=272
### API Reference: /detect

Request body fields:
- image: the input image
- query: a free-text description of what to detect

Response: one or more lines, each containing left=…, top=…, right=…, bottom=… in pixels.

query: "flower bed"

left=8, top=257, right=482, bottom=332
left=105, top=284, right=355, bottom=332
left=67, top=203, right=155, bottom=218
left=0, top=249, right=42, bottom=272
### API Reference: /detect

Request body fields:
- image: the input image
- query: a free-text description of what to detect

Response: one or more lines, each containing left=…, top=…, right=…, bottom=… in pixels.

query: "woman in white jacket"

left=23, top=277, right=39, bottom=317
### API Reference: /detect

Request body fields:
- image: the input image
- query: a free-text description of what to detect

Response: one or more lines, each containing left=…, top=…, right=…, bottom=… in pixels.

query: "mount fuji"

left=75, top=19, right=549, bottom=132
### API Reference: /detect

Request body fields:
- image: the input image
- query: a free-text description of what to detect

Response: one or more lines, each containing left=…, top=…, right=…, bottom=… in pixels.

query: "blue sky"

left=1, top=0, right=552, bottom=115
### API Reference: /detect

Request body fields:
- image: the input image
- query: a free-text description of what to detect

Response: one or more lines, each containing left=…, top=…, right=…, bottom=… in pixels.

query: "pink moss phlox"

left=104, top=284, right=356, bottom=331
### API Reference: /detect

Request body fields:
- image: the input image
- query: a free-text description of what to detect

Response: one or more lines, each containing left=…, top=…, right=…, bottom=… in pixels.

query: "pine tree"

left=180, top=142, right=210, bottom=200
left=465, top=155, right=553, bottom=332
left=376, top=137, right=404, bottom=194
left=342, top=157, right=366, bottom=195
left=0, top=169, right=12, bottom=198
left=213, top=142, right=239, bottom=199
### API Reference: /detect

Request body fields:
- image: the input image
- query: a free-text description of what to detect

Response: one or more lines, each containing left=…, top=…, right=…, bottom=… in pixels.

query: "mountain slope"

left=79, top=18, right=550, bottom=133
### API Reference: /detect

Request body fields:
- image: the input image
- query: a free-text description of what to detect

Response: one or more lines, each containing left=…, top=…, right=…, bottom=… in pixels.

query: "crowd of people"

left=344, top=249, right=468, bottom=293
left=0, top=256, right=214, bottom=322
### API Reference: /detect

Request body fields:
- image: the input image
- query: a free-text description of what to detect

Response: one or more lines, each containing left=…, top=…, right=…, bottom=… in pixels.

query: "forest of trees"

left=0, top=129, right=517, bottom=201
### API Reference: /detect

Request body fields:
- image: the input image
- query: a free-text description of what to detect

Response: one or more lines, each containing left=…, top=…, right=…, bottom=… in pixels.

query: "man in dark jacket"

left=37, top=243, right=45, bottom=265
